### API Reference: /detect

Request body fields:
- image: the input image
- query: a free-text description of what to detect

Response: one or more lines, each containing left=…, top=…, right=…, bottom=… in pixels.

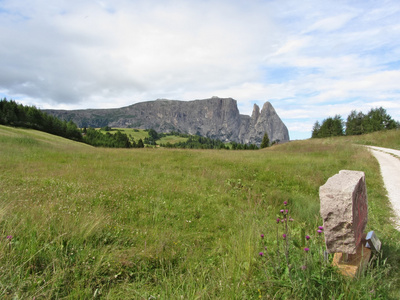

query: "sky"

left=1, top=0, right=400, bottom=140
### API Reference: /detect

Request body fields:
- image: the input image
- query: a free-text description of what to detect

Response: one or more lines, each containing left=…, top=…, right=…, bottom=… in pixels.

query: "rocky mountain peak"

left=44, top=97, right=289, bottom=145
left=251, top=104, right=260, bottom=121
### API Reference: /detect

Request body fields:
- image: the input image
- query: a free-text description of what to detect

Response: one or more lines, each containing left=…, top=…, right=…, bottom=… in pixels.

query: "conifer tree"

left=260, top=133, right=270, bottom=148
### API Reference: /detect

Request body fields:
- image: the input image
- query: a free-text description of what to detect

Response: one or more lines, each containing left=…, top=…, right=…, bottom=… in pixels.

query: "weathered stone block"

left=320, top=170, right=368, bottom=254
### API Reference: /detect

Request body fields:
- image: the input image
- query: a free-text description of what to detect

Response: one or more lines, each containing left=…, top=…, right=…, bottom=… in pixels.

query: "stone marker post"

left=320, top=170, right=368, bottom=254
left=320, top=170, right=370, bottom=277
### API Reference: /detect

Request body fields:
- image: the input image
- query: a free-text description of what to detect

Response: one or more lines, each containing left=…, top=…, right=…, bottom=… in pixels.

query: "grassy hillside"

left=340, top=128, right=400, bottom=150
left=100, top=128, right=150, bottom=141
left=1, top=125, right=399, bottom=299
left=97, top=127, right=188, bottom=145
left=157, top=134, right=188, bottom=145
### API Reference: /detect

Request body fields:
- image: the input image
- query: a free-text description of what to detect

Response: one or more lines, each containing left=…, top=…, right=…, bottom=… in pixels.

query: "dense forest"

left=0, top=98, right=83, bottom=141
left=312, top=107, right=399, bottom=138
left=0, top=98, right=262, bottom=149
left=83, top=128, right=140, bottom=148
left=0, top=98, right=134, bottom=148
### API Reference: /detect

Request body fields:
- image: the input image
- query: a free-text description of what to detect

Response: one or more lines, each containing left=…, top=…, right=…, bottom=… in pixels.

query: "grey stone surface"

left=320, top=170, right=368, bottom=254
left=44, top=97, right=290, bottom=145
left=238, top=102, right=289, bottom=145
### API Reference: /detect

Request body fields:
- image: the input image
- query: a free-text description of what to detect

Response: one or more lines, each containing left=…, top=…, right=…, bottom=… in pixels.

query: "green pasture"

left=97, top=128, right=188, bottom=145
left=98, top=128, right=149, bottom=142
left=0, top=125, right=399, bottom=299
left=97, top=127, right=189, bottom=146
left=341, top=128, right=400, bottom=150
left=158, top=135, right=188, bottom=144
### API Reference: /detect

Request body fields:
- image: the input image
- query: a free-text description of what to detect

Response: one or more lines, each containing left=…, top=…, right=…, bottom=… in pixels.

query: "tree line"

left=1, top=98, right=273, bottom=149
left=0, top=98, right=135, bottom=148
left=0, top=98, right=83, bottom=141
left=160, top=134, right=232, bottom=149
left=158, top=131, right=263, bottom=150
left=83, top=128, right=142, bottom=148
left=312, top=107, right=399, bottom=138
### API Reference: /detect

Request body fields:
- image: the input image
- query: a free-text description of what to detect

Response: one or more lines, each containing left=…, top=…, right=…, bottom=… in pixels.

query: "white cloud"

left=1, top=0, right=400, bottom=140
left=0, top=0, right=281, bottom=104
left=306, top=13, right=355, bottom=33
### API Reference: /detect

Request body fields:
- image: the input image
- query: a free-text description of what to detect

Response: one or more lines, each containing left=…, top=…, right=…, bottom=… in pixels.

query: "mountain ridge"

left=43, top=97, right=290, bottom=145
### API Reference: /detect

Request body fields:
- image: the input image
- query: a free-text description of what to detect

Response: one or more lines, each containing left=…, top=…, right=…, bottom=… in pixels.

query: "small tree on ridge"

left=260, top=132, right=270, bottom=148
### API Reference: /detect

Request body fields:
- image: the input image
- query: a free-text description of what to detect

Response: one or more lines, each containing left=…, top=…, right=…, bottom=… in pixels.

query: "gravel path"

left=367, top=146, right=400, bottom=230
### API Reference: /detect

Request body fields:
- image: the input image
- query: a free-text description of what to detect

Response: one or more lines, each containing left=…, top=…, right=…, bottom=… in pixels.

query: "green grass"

left=337, top=128, right=400, bottom=150
left=101, top=128, right=187, bottom=144
left=97, top=128, right=189, bottom=145
left=158, top=135, right=188, bottom=144
left=98, top=128, right=149, bottom=142
left=0, top=125, right=399, bottom=299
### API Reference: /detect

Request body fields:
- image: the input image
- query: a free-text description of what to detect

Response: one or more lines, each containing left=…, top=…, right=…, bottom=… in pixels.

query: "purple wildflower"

left=280, top=209, right=284, bottom=213
left=282, top=234, right=287, bottom=239
left=304, top=247, right=310, bottom=252
left=6, top=235, right=12, bottom=240
left=276, top=218, right=280, bottom=223
left=318, top=226, right=324, bottom=230
left=261, top=234, right=264, bottom=239
left=301, top=265, right=307, bottom=270
left=283, top=201, right=288, bottom=206
left=305, top=235, right=310, bottom=240
left=317, top=230, right=323, bottom=234
left=259, top=252, right=264, bottom=257
left=285, top=209, right=288, bottom=214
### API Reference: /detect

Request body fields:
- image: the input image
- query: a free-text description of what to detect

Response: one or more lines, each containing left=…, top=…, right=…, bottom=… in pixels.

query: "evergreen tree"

left=137, top=139, right=144, bottom=148
left=0, top=98, right=83, bottom=142
left=364, top=107, right=397, bottom=133
left=315, top=115, right=344, bottom=138
left=345, top=110, right=365, bottom=135
left=260, top=133, right=270, bottom=148
left=311, top=121, right=321, bottom=138
left=148, top=129, right=158, bottom=140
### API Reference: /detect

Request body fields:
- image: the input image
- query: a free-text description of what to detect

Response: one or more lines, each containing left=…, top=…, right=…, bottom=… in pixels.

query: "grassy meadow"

left=333, top=128, right=399, bottom=150
left=100, top=128, right=149, bottom=142
left=97, top=128, right=188, bottom=145
left=1, top=125, right=399, bottom=299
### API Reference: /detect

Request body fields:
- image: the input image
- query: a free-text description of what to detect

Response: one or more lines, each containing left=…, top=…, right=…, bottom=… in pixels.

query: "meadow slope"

left=0, top=125, right=399, bottom=299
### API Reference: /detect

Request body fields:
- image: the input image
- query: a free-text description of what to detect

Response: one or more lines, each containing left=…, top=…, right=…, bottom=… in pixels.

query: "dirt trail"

left=367, top=146, right=400, bottom=230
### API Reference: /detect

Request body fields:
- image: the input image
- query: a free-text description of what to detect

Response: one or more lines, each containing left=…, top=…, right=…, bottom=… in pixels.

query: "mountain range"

left=44, top=97, right=290, bottom=145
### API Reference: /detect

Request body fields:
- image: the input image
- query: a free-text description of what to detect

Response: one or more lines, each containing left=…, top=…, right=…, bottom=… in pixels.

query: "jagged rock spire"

left=43, top=98, right=290, bottom=146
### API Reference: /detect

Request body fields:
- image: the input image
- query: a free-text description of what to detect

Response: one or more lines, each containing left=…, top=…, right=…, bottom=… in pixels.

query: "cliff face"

left=44, top=97, right=289, bottom=145
left=239, top=102, right=290, bottom=144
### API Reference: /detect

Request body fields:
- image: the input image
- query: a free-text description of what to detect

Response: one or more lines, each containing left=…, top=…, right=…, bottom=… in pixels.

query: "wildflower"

left=305, top=235, right=310, bottom=240
left=280, top=209, right=284, bottom=213
left=283, top=201, right=288, bottom=206
left=317, top=230, right=323, bottom=234
left=276, top=218, right=280, bottom=223
left=260, top=234, right=264, bottom=239
left=282, top=234, right=287, bottom=239
left=6, top=235, right=12, bottom=240
left=285, top=209, right=288, bottom=214
left=259, top=252, right=264, bottom=257
left=289, top=217, right=294, bottom=222
left=304, top=247, right=310, bottom=252
left=301, top=265, right=307, bottom=270
left=318, top=226, right=324, bottom=230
